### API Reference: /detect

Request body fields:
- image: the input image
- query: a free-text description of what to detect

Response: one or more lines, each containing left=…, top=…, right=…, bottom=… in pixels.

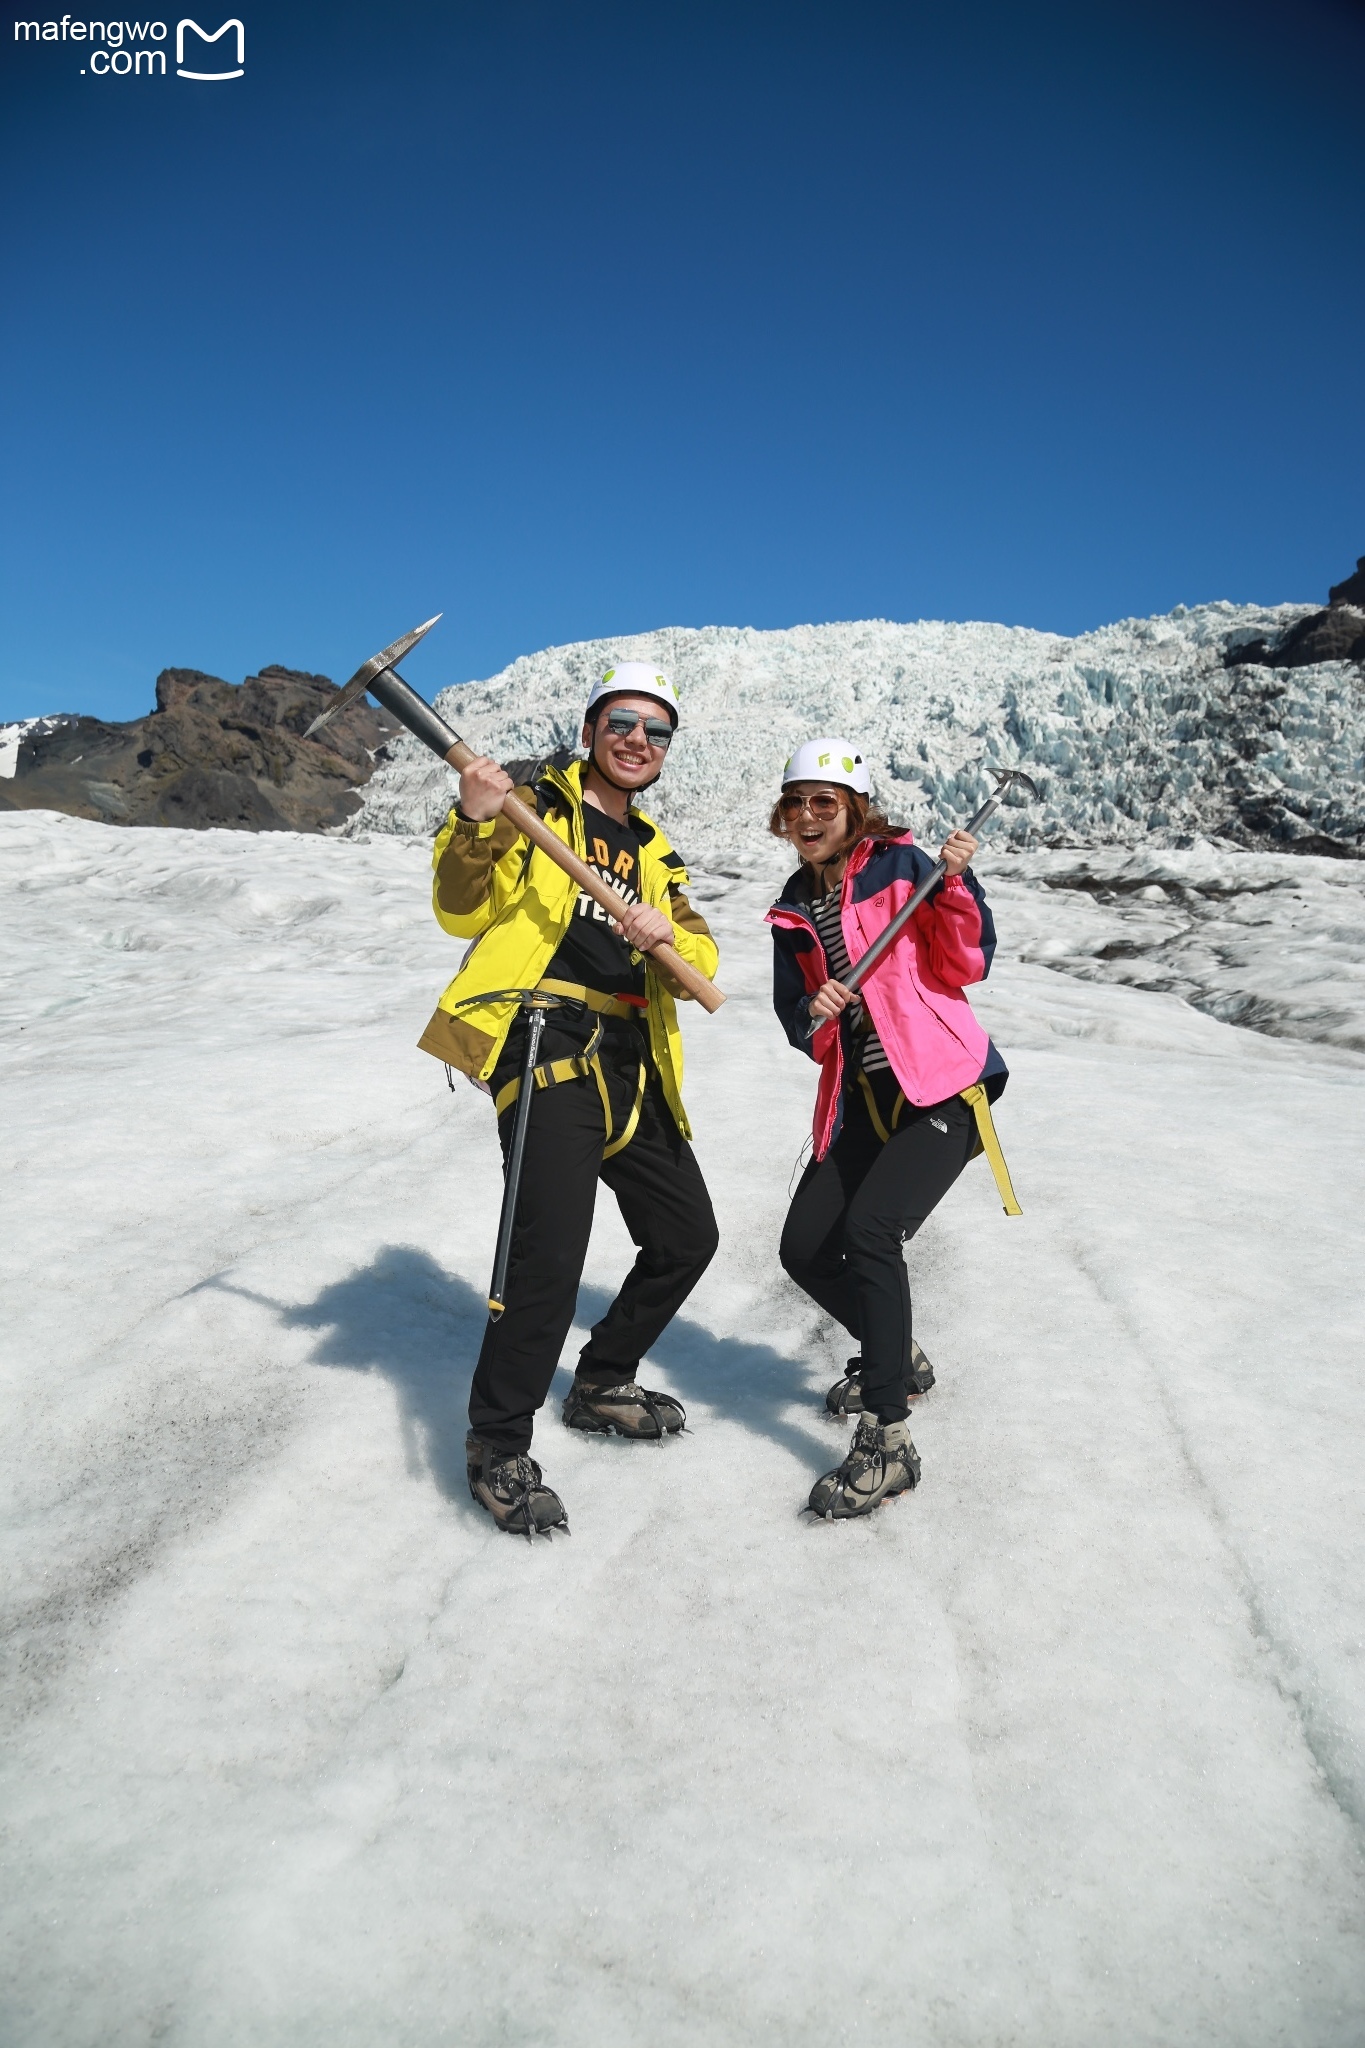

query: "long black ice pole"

left=805, top=768, right=1038, bottom=1037
left=486, top=1003, right=547, bottom=1319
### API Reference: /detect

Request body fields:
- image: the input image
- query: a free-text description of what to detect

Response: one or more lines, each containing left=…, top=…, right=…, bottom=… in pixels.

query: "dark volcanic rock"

left=1231, top=607, right=1365, bottom=670
left=1227, top=554, right=1365, bottom=671
left=0, top=665, right=400, bottom=833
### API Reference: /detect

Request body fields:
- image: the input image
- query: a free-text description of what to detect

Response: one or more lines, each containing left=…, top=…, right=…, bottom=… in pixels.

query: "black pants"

left=469, top=1016, right=719, bottom=1457
left=780, top=1084, right=976, bottom=1422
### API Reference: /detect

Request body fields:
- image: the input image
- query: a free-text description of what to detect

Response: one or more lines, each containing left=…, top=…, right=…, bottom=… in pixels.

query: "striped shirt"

left=808, top=891, right=893, bottom=1075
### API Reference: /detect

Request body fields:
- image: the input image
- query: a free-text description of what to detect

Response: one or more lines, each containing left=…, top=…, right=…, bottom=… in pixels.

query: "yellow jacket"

left=416, top=756, right=719, bottom=1138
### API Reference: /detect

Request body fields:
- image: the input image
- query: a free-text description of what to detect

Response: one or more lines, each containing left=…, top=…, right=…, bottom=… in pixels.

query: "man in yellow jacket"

left=417, top=663, right=720, bottom=1535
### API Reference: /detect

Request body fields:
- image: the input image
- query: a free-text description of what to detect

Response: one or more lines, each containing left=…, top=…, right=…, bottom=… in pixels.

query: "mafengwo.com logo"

left=12, top=16, right=244, bottom=79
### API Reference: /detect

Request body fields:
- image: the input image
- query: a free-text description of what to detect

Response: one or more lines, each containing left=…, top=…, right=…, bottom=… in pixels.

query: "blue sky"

left=2, top=0, right=1363, bottom=722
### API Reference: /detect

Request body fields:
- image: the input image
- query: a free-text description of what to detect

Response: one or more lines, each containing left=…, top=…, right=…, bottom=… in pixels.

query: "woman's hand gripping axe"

left=804, top=766, right=1039, bottom=1036
left=306, top=616, right=726, bottom=1012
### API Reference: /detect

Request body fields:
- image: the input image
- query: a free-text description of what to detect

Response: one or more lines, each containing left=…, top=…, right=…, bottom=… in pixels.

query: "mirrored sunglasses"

left=603, top=708, right=674, bottom=748
left=778, top=790, right=845, bottom=822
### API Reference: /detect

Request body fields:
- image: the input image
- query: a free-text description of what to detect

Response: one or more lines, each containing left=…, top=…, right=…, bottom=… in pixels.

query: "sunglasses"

left=602, top=708, right=674, bottom=748
left=778, top=790, right=846, bottom=822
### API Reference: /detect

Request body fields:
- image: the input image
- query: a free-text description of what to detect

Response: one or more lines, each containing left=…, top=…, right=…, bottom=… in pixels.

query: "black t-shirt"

left=543, top=804, right=649, bottom=1001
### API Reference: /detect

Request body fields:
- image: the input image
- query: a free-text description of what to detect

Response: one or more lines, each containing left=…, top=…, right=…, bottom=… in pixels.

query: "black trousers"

left=469, top=1017, right=719, bottom=1457
left=780, top=1083, right=976, bottom=1422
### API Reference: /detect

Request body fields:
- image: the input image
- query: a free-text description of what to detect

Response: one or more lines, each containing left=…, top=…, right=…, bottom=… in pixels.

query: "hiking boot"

left=824, top=1341, right=935, bottom=1417
left=808, top=1416, right=922, bottom=1519
left=466, top=1434, right=568, bottom=1538
left=562, top=1379, right=686, bottom=1440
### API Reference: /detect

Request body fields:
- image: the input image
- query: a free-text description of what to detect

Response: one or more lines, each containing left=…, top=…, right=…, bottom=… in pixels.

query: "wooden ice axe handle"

left=461, top=751, right=727, bottom=1013
left=367, top=666, right=726, bottom=1013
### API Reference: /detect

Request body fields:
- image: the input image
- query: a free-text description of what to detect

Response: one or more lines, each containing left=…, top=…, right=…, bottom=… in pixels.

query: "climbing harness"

left=488, top=980, right=649, bottom=1163
left=445, top=981, right=652, bottom=1317
left=855, top=1069, right=1021, bottom=1215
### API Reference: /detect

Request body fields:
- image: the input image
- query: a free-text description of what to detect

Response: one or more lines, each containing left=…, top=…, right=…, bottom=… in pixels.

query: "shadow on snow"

left=212, top=1246, right=834, bottom=1504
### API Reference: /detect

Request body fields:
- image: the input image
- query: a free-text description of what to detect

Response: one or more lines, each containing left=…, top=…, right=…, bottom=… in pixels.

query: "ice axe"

left=305, top=617, right=726, bottom=1012
left=486, top=996, right=551, bottom=1319
left=804, top=766, right=1039, bottom=1036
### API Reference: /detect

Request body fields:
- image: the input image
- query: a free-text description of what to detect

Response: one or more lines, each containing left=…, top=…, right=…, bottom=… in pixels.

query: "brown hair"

left=768, top=788, right=890, bottom=857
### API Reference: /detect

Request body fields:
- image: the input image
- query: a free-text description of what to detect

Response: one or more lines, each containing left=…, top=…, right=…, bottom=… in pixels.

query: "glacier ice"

left=350, top=601, right=1365, bottom=865
left=3, top=809, right=1365, bottom=2045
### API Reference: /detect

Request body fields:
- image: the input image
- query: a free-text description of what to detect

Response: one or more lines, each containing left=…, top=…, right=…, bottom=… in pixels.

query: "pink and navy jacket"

left=766, top=829, right=1008, bottom=1160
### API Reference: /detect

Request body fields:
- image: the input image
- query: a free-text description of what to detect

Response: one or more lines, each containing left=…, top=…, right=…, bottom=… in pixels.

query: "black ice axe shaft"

left=486, top=1002, right=548, bottom=1319
left=305, top=617, right=726, bottom=1013
left=804, top=767, right=1039, bottom=1037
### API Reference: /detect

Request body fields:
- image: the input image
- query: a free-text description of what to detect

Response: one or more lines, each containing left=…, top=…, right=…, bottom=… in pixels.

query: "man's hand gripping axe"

left=307, top=617, right=726, bottom=1012
left=804, top=766, right=1039, bottom=1036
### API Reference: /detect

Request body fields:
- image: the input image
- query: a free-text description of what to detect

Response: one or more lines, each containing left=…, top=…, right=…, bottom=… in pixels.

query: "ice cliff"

left=351, top=601, right=1365, bottom=863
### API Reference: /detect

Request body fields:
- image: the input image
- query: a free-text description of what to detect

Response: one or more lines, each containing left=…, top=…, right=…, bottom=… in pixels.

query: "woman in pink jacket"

left=766, top=738, right=1010, bottom=1521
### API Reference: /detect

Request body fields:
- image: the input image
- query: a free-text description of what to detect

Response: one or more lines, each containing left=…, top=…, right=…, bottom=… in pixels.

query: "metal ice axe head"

left=964, top=766, right=1040, bottom=832
left=302, top=613, right=730, bottom=1019
left=800, top=758, right=1040, bottom=1040
left=989, top=766, right=1041, bottom=803
left=301, top=614, right=443, bottom=742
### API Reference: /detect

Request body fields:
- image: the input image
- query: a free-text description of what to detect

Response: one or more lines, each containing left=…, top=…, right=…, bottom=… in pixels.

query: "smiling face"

left=582, top=693, right=673, bottom=793
left=779, top=781, right=854, bottom=865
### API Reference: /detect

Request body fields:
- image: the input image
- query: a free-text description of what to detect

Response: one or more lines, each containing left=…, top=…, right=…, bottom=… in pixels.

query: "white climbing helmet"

left=585, top=661, right=680, bottom=728
left=781, top=736, right=870, bottom=795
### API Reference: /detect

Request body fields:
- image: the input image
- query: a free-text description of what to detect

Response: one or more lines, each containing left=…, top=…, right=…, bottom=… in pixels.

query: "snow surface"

left=0, top=717, right=65, bottom=780
left=989, top=844, right=1365, bottom=1055
left=350, top=602, right=1365, bottom=863
left=4, top=807, right=1365, bottom=2047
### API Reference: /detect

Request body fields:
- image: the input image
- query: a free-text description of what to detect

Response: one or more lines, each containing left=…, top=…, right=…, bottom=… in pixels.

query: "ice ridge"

left=349, top=602, right=1365, bottom=863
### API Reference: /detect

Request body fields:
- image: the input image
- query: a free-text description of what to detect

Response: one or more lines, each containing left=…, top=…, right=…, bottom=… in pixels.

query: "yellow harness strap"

left=493, top=1051, right=596, bottom=1118
left=855, top=1073, right=1021, bottom=1215
left=597, top=1056, right=647, bottom=1160
left=492, top=997, right=647, bottom=1158
left=535, top=977, right=646, bottom=1019
left=856, top=1072, right=906, bottom=1144
left=959, top=1084, right=1022, bottom=1215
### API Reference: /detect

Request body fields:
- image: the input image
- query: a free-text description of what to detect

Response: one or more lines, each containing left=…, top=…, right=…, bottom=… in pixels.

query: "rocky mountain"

left=9, top=557, right=1362, bottom=854
left=1329, top=557, right=1365, bottom=608
left=351, top=591, right=1365, bottom=865
left=0, top=665, right=399, bottom=833
left=1227, top=556, right=1365, bottom=671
